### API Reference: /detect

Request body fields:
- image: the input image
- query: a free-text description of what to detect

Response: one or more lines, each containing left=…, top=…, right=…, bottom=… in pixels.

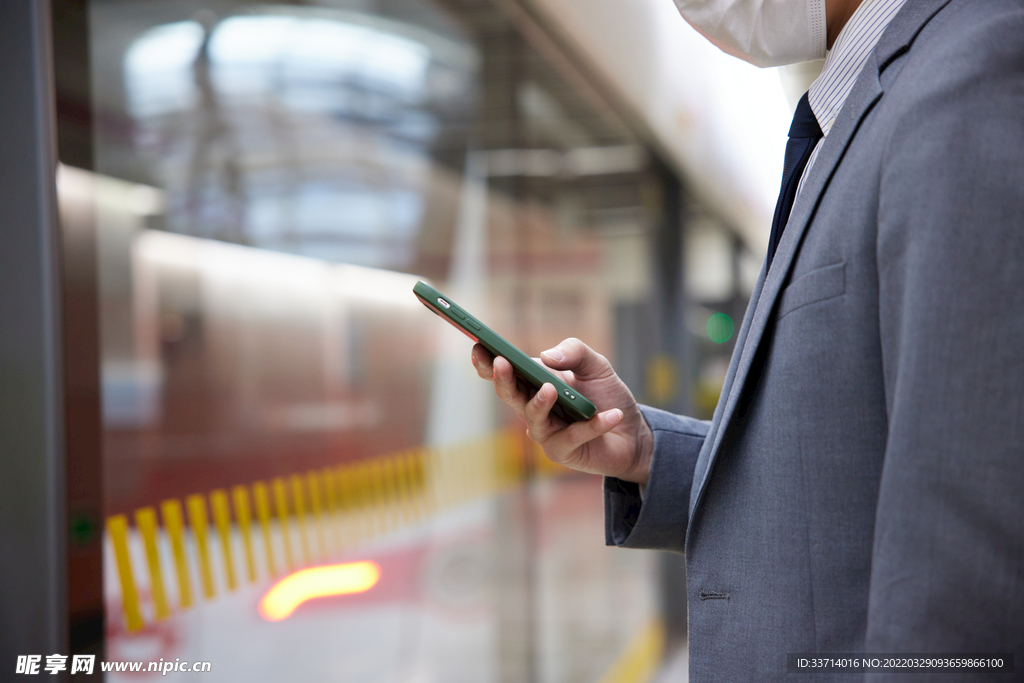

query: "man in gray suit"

left=472, top=0, right=1024, bottom=679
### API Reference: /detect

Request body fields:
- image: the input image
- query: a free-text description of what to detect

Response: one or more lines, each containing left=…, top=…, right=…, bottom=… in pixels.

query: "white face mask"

left=674, top=0, right=828, bottom=68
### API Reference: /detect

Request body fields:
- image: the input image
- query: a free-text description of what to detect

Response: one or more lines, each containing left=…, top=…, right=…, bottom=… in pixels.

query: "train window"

left=61, top=0, right=687, bottom=679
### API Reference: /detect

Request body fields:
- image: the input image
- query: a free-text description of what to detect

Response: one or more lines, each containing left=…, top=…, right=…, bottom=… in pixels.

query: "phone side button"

left=466, top=318, right=482, bottom=331
left=450, top=308, right=466, bottom=320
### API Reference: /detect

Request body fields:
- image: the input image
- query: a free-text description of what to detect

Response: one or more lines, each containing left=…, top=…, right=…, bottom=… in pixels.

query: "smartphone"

left=413, top=281, right=597, bottom=423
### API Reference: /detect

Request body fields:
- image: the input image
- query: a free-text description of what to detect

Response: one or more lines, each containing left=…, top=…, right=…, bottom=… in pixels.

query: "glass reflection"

left=121, top=6, right=476, bottom=268
left=82, top=0, right=667, bottom=680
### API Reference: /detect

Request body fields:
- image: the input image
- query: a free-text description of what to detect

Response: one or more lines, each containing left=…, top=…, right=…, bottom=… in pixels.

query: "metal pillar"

left=0, top=0, right=68, bottom=671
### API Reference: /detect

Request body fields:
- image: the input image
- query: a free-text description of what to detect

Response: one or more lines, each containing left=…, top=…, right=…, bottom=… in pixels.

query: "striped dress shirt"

left=796, top=0, right=908, bottom=197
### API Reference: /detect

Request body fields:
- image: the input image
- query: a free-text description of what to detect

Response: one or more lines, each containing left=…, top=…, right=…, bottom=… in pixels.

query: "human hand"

left=471, top=338, right=653, bottom=485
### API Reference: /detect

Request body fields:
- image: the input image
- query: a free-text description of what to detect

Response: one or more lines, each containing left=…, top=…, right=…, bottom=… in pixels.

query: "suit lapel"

left=686, top=0, right=955, bottom=527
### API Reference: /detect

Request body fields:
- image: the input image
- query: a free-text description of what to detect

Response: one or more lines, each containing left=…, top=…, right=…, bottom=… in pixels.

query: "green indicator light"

left=706, top=312, right=735, bottom=344
left=70, top=512, right=99, bottom=546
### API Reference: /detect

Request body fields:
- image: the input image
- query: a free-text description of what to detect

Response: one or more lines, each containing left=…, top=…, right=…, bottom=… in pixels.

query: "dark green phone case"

left=413, top=281, right=597, bottom=423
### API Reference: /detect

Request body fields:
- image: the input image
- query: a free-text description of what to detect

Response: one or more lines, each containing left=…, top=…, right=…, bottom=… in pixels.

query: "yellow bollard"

left=290, top=474, right=311, bottom=566
left=107, top=514, right=144, bottom=631
left=160, top=499, right=193, bottom=608
left=321, top=467, right=341, bottom=552
left=272, top=478, right=294, bottom=573
left=134, top=507, right=170, bottom=620
left=185, top=494, right=215, bottom=599
left=209, top=490, right=237, bottom=592
left=252, top=482, right=277, bottom=578
left=231, top=485, right=257, bottom=583
left=307, top=471, right=326, bottom=560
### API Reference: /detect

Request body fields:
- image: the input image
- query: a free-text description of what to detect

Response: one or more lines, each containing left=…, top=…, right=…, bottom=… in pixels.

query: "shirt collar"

left=808, top=0, right=907, bottom=136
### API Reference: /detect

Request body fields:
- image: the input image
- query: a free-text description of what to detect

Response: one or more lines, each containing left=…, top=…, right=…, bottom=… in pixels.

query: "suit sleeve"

left=604, top=405, right=709, bottom=553
left=868, top=7, right=1024, bottom=672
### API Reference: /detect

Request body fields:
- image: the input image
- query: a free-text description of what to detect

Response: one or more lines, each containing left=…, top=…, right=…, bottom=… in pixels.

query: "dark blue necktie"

left=766, top=92, right=823, bottom=270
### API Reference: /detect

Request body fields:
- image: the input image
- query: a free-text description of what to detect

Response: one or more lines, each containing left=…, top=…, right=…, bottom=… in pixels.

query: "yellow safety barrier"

left=107, top=515, right=143, bottom=631
left=252, top=481, right=276, bottom=579
left=321, top=467, right=340, bottom=551
left=210, top=490, right=237, bottom=592
left=598, top=620, right=665, bottom=683
left=290, top=474, right=312, bottom=566
left=186, top=494, right=215, bottom=600
left=106, top=429, right=573, bottom=632
left=160, top=498, right=192, bottom=609
left=134, top=507, right=170, bottom=620
left=232, top=485, right=257, bottom=583
left=272, top=478, right=294, bottom=573
left=307, top=472, right=326, bottom=559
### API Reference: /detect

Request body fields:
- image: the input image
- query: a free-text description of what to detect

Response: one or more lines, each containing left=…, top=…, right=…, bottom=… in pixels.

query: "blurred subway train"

left=59, top=156, right=644, bottom=680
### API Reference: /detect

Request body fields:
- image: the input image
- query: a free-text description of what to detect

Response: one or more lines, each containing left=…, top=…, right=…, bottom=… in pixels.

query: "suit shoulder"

left=875, top=0, right=1024, bottom=240
left=881, top=0, right=1024, bottom=116
left=912, top=0, right=1024, bottom=70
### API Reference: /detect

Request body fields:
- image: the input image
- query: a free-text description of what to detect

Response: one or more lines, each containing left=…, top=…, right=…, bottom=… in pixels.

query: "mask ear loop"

left=808, top=0, right=828, bottom=57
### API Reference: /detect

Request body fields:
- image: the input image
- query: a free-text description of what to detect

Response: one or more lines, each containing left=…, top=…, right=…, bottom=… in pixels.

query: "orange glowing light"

left=258, top=561, right=381, bottom=621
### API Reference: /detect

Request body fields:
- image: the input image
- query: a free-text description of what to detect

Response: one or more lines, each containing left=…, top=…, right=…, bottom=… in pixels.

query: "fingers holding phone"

left=471, top=344, right=494, bottom=379
left=472, top=338, right=653, bottom=485
left=521, top=379, right=625, bottom=461
left=415, top=282, right=648, bottom=482
left=538, top=337, right=613, bottom=381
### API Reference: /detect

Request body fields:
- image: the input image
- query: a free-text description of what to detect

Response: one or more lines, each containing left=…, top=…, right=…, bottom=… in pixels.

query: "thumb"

left=540, top=337, right=613, bottom=380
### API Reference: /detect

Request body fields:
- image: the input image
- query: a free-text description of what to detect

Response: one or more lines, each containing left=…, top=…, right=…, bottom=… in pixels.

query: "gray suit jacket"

left=605, top=0, right=1024, bottom=680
